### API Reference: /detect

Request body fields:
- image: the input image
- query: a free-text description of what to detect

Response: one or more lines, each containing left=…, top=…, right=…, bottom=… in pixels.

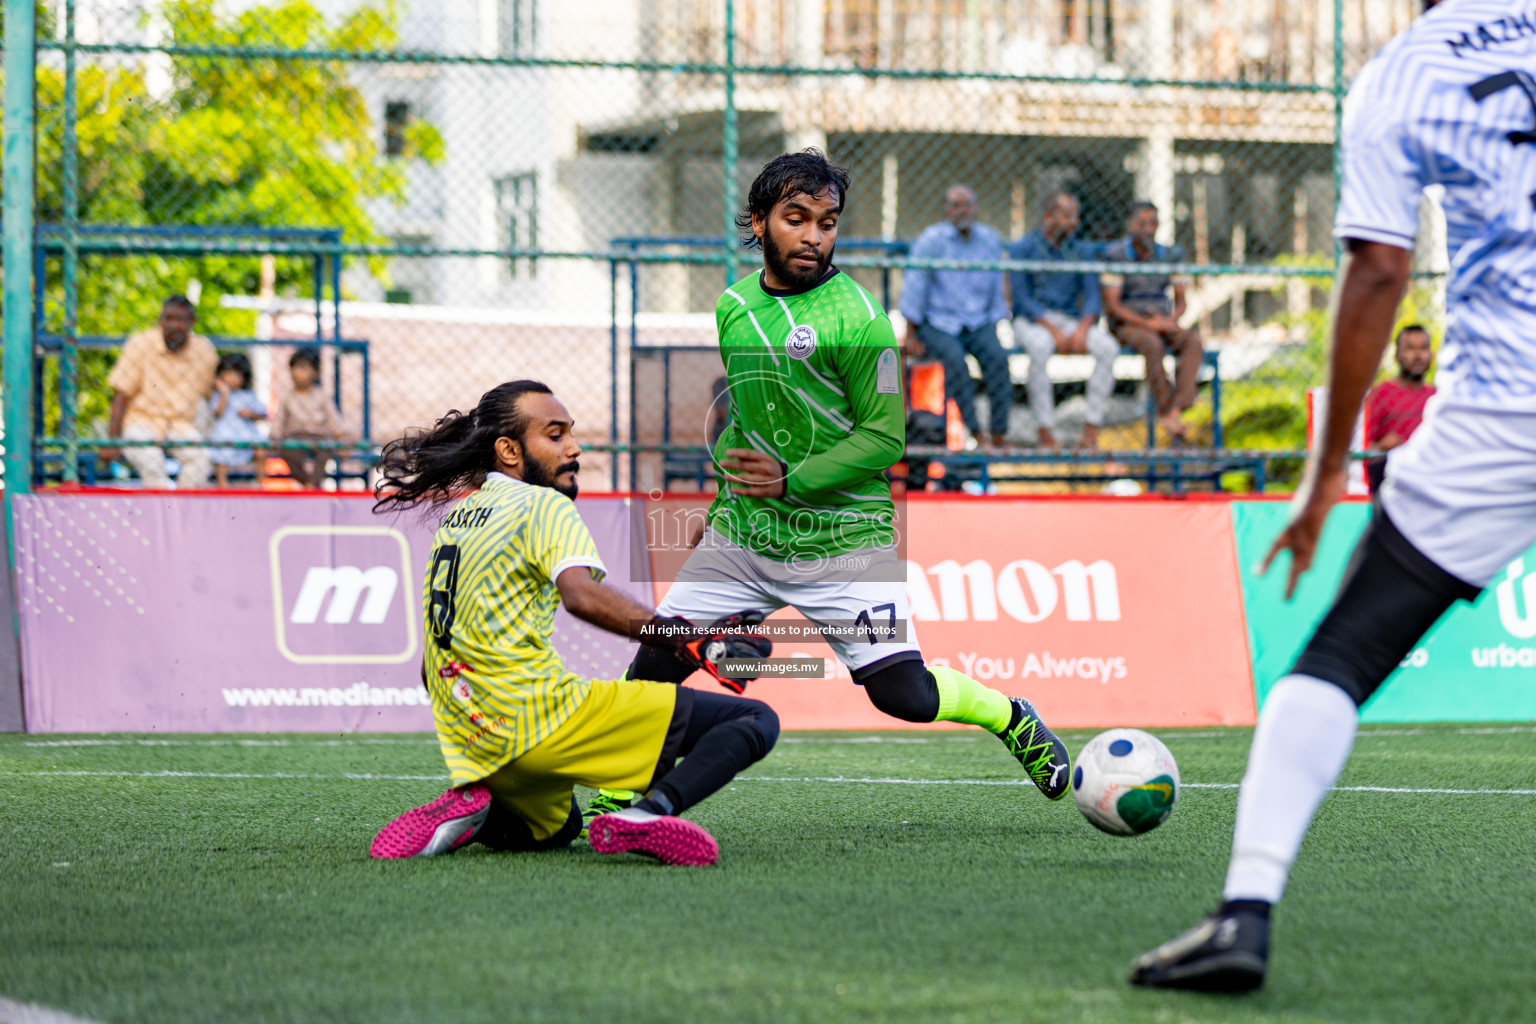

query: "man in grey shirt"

left=1102, top=202, right=1203, bottom=444
left=900, top=185, right=1012, bottom=447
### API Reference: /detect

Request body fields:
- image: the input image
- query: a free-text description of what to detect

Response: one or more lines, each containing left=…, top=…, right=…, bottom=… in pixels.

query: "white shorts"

left=1382, top=401, right=1536, bottom=588
left=657, top=528, right=923, bottom=675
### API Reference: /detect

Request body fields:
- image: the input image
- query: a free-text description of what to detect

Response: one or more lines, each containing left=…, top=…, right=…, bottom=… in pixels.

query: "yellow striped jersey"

left=421, top=472, right=606, bottom=783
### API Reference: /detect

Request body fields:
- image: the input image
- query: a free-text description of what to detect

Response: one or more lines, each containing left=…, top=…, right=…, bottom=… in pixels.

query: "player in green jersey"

left=626, top=150, right=1072, bottom=802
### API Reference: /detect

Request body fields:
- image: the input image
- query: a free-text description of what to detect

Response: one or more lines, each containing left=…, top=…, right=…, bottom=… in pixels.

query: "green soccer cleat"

left=580, top=789, right=636, bottom=840
left=998, top=697, right=1072, bottom=800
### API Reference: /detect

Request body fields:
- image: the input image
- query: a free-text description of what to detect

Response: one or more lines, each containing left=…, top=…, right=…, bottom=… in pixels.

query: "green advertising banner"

left=1232, top=500, right=1536, bottom=723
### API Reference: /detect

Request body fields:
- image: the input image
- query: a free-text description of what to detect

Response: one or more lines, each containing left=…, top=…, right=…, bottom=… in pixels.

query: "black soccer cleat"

left=997, top=697, right=1072, bottom=800
left=1129, top=908, right=1269, bottom=993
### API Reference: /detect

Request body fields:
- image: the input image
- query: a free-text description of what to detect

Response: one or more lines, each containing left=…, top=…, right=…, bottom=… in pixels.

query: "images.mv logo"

left=269, top=525, right=419, bottom=664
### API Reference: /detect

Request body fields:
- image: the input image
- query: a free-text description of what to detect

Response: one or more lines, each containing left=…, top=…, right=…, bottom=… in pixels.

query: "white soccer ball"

left=1071, top=728, right=1180, bottom=836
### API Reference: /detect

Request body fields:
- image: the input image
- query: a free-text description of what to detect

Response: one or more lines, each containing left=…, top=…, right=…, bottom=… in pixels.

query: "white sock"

left=1223, top=674, right=1359, bottom=905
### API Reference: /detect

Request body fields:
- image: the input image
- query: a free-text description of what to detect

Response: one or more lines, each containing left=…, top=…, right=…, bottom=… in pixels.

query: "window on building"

left=499, top=0, right=536, bottom=56
left=496, top=173, right=538, bottom=278
left=384, top=100, right=412, bottom=158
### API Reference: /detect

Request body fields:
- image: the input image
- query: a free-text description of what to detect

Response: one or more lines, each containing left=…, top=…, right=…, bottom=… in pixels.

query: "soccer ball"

left=1071, top=728, right=1180, bottom=836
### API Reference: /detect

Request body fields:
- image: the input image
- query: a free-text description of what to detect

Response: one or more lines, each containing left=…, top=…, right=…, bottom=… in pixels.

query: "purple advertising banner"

left=12, top=494, right=646, bottom=733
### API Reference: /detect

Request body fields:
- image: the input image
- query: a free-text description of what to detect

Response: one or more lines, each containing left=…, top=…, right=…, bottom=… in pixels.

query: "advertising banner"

left=712, top=498, right=1256, bottom=730
left=12, top=494, right=648, bottom=732
left=15, top=493, right=1264, bottom=733
left=1232, top=501, right=1536, bottom=722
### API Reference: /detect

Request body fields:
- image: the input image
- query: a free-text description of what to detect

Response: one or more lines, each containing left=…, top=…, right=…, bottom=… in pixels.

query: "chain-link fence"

left=3, top=0, right=1440, bottom=495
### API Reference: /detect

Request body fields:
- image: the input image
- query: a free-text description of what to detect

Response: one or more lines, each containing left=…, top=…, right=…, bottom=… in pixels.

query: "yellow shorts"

left=480, top=678, right=679, bottom=840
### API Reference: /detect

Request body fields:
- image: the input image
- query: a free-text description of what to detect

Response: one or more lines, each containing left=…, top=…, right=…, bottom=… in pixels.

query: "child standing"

left=271, top=347, right=345, bottom=488
left=207, top=352, right=267, bottom=489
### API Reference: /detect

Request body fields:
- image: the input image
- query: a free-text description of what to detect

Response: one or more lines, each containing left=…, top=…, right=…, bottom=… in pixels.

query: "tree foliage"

left=23, top=0, right=441, bottom=434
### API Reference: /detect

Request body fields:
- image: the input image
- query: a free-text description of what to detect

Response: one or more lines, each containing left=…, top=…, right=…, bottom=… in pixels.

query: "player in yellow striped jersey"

left=368, top=381, right=777, bottom=866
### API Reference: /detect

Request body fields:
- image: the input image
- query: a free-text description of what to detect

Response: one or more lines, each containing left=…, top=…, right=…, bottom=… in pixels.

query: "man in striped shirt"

left=1133, top=0, right=1536, bottom=992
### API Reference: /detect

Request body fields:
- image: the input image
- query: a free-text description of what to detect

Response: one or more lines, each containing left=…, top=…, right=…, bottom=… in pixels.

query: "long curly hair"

left=373, top=380, right=552, bottom=513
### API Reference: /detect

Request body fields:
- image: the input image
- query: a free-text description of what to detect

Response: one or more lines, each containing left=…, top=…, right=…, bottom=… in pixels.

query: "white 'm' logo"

left=269, top=525, right=418, bottom=666
left=904, top=558, right=1121, bottom=623
left=290, top=566, right=399, bottom=624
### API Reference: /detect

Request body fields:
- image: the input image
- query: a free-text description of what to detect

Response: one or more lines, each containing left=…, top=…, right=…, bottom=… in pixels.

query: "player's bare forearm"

left=1317, top=240, right=1413, bottom=475
left=1262, top=240, right=1412, bottom=598
left=555, top=566, right=657, bottom=641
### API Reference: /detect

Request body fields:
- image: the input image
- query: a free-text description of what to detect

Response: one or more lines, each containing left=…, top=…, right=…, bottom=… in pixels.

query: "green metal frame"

left=3, top=0, right=37, bottom=500
left=4, top=0, right=1383, bottom=497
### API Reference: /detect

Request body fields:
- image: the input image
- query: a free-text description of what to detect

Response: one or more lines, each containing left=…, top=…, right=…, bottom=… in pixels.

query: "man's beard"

left=523, top=457, right=580, bottom=499
left=1400, top=369, right=1427, bottom=383
left=763, top=225, right=831, bottom=291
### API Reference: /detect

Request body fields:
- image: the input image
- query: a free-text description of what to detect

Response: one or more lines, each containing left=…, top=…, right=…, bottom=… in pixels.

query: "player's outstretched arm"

left=1263, top=238, right=1411, bottom=598
left=555, top=566, right=660, bottom=641
left=555, top=568, right=771, bottom=692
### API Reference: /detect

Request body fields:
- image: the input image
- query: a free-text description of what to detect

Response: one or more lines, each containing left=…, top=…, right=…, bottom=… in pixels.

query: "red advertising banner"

left=690, top=497, right=1256, bottom=730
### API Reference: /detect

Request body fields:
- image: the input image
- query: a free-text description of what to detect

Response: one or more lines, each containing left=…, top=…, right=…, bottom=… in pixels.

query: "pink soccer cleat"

left=370, top=784, right=492, bottom=859
left=586, top=807, right=719, bottom=866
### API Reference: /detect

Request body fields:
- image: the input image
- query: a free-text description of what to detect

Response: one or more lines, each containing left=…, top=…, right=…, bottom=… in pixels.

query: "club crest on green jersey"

left=785, top=324, right=818, bottom=360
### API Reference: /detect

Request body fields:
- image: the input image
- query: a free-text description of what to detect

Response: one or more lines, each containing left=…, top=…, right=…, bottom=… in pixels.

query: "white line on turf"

left=16, top=725, right=1535, bottom=748
left=740, top=776, right=1536, bottom=794
left=0, top=996, right=105, bottom=1024
left=8, top=770, right=1535, bottom=795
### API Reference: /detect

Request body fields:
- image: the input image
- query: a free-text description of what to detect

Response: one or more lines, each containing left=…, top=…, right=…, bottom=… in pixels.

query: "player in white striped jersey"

left=1133, top=0, right=1536, bottom=992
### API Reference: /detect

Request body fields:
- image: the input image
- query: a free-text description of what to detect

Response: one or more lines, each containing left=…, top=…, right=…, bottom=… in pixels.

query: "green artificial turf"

left=2, top=725, right=1535, bottom=1023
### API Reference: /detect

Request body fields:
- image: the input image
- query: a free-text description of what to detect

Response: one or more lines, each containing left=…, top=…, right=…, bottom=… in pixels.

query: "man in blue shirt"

left=1102, top=202, right=1203, bottom=444
left=899, top=185, right=1012, bottom=447
left=1009, top=193, right=1118, bottom=449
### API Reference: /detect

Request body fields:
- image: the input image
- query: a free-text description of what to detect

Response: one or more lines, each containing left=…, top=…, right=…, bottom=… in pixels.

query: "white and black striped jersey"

left=1335, top=0, right=1536, bottom=410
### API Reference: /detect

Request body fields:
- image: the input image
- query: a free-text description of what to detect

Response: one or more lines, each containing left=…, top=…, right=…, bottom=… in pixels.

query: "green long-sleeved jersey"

left=706, top=267, right=905, bottom=560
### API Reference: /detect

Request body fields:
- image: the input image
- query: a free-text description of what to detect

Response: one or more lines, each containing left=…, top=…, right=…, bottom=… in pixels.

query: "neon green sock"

left=931, top=665, right=1013, bottom=733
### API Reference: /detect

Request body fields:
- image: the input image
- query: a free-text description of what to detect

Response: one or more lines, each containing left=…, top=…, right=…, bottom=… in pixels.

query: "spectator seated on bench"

left=1101, top=202, right=1204, bottom=445
left=104, top=294, right=218, bottom=488
left=899, top=185, right=1013, bottom=449
left=1008, top=193, right=1117, bottom=450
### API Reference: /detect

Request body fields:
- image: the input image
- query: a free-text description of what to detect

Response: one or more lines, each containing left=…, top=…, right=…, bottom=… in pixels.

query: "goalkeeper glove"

left=644, top=611, right=773, bottom=694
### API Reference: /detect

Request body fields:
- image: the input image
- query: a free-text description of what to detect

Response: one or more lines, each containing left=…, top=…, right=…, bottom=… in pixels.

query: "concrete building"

left=353, top=0, right=1420, bottom=327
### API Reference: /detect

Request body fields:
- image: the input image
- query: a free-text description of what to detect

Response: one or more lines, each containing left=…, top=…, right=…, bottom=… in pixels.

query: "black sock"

left=1219, top=899, right=1272, bottom=919
left=649, top=716, right=770, bottom=815
left=634, top=791, right=675, bottom=816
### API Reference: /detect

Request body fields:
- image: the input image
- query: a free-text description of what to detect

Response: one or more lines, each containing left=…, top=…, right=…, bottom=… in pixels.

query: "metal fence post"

left=58, top=0, right=81, bottom=483
left=721, top=0, right=739, bottom=288
left=3, top=0, right=38, bottom=499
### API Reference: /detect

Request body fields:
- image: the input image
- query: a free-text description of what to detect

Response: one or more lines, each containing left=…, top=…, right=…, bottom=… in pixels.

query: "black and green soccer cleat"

left=997, top=697, right=1072, bottom=800
left=579, top=789, right=636, bottom=840
left=1129, top=907, right=1269, bottom=992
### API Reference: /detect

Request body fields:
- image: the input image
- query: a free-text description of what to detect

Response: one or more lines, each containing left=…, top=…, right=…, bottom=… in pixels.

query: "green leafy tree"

left=24, top=0, right=442, bottom=436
